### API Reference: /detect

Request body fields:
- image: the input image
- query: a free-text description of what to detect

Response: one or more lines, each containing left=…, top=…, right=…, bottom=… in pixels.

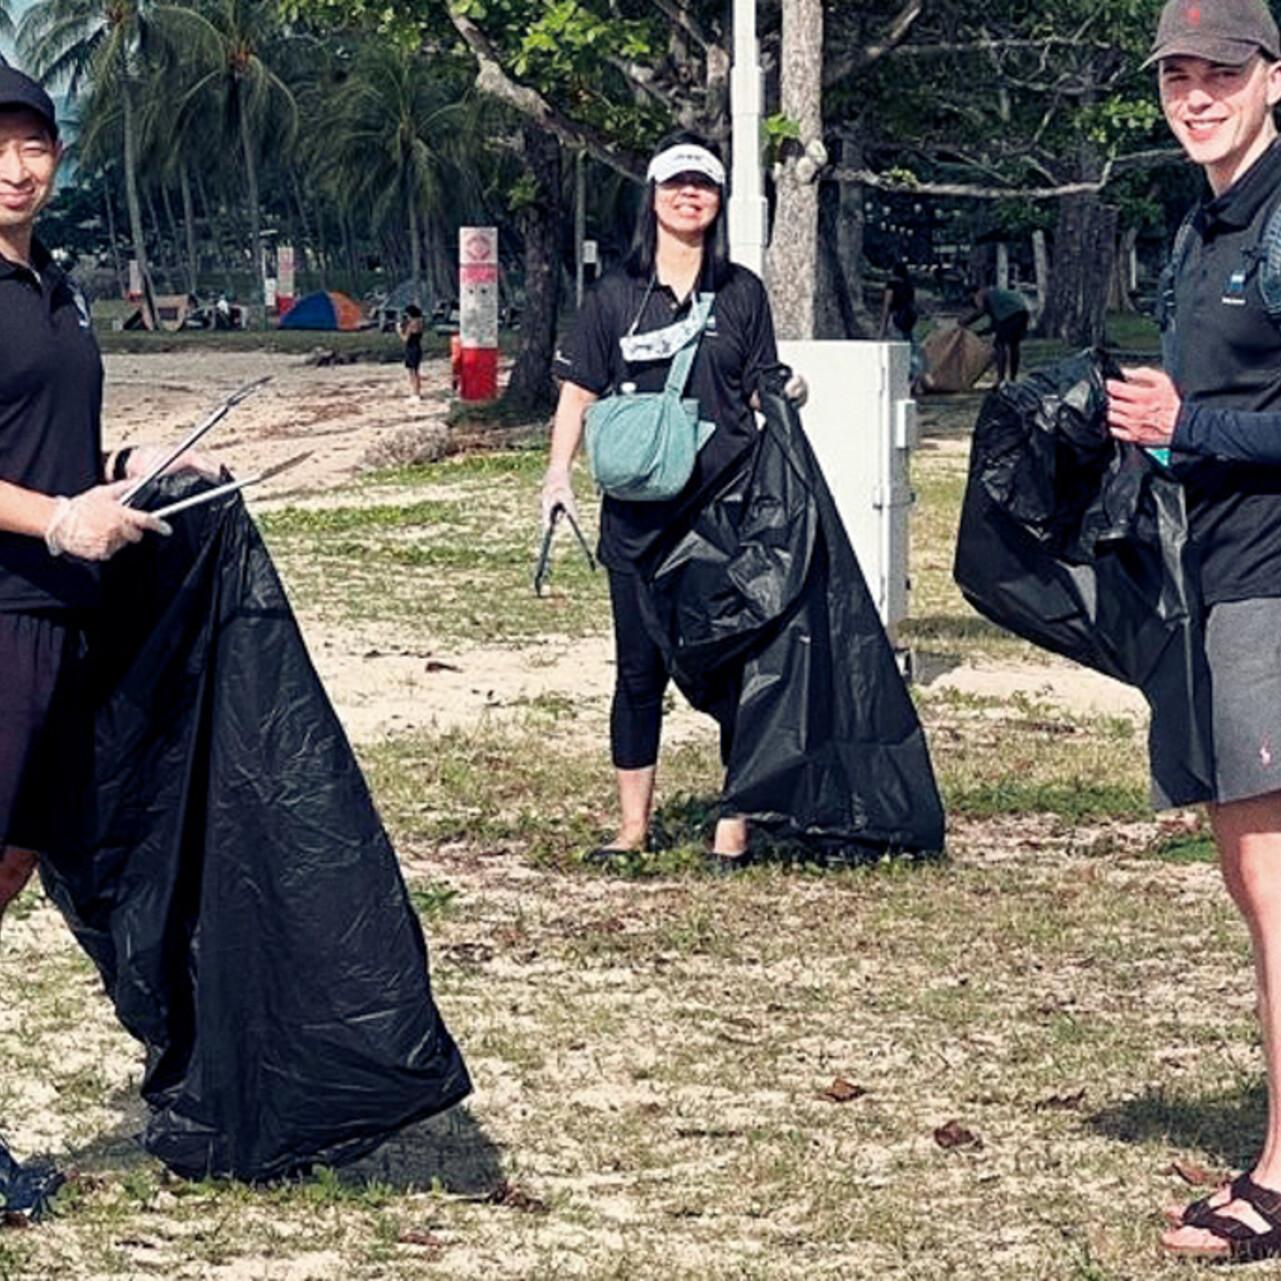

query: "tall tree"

left=318, top=39, right=472, bottom=307
left=164, top=0, right=298, bottom=312
left=21, top=0, right=159, bottom=322
left=766, top=0, right=823, bottom=339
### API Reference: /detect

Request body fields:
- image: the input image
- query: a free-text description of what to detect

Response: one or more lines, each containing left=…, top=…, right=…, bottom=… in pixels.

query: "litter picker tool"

left=120, top=375, right=273, bottom=508
left=533, top=503, right=597, bottom=596
left=151, top=451, right=313, bottom=521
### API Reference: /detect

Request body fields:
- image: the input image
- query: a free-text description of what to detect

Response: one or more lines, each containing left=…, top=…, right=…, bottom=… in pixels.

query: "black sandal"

left=1167, top=1173, right=1281, bottom=1263
left=1179, top=1173, right=1250, bottom=1228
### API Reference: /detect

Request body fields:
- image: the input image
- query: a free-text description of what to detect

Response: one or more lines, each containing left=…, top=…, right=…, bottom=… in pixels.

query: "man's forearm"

left=0, top=481, right=59, bottom=539
left=1173, top=403, right=1281, bottom=466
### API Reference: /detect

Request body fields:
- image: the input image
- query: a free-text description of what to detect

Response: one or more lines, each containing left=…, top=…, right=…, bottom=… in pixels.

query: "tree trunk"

left=407, top=180, right=422, bottom=306
left=765, top=0, right=823, bottom=340
left=1040, top=193, right=1118, bottom=345
left=835, top=124, right=871, bottom=332
left=1031, top=228, right=1050, bottom=327
left=504, top=124, right=562, bottom=414
left=815, top=178, right=855, bottom=338
left=1108, top=225, right=1139, bottom=313
left=177, top=167, right=198, bottom=295
left=996, top=241, right=1010, bottom=290
left=117, top=44, right=156, bottom=326
left=237, top=80, right=264, bottom=322
left=102, top=175, right=125, bottom=298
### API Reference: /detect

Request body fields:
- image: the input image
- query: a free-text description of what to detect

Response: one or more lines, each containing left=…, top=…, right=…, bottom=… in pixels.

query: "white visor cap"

left=647, top=144, right=726, bottom=188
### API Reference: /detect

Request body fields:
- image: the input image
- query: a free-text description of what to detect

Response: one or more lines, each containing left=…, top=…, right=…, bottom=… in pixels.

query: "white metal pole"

left=728, top=0, right=767, bottom=278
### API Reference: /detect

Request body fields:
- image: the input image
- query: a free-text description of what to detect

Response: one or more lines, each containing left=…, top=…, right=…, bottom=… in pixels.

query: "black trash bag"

left=0, top=1139, right=63, bottom=1223
left=953, top=350, right=1214, bottom=808
left=637, top=382, right=945, bottom=855
left=39, top=476, right=471, bottom=1182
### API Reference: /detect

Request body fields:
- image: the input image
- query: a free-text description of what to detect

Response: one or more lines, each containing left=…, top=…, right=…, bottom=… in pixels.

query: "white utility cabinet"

left=777, top=340, right=919, bottom=659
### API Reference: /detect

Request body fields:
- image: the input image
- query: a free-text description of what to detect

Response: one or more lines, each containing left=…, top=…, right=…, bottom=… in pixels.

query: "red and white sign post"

left=277, top=244, right=296, bottom=318
left=458, top=226, right=499, bottom=402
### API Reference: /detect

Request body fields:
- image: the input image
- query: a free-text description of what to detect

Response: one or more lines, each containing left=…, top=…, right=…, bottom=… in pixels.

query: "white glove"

left=45, top=480, right=172, bottom=561
left=121, top=443, right=220, bottom=481
left=540, top=466, right=580, bottom=530
left=784, top=372, right=809, bottom=409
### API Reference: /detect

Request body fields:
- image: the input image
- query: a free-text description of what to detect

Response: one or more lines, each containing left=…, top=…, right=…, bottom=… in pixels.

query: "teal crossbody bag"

left=584, top=292, right=716, bottom=502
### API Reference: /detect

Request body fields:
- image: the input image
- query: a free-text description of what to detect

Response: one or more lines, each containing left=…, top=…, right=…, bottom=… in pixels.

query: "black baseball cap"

left=1144, top=0, right=1281, bottom=67
left=0, top=66, right=59, bottom=139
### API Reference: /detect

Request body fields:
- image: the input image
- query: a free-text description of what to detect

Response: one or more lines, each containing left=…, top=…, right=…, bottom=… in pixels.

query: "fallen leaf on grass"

left=485, top=1180, right=549, bottom=1214
left=934, top=1119, right=983, bottom=1150
left=398, top=1228, right=445, bottom=1255
left=821, top=1077, right=868, bottom=1104
left=1167, top=1160, right=1216, bottom=1187
left=1034, top=1089, right=1087, bottom=1112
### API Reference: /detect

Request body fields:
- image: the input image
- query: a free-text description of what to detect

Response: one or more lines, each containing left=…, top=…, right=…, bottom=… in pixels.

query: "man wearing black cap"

left=1104, top=0, right=1281, bottom=1263
left=0, top=65, right=173, bottom=1220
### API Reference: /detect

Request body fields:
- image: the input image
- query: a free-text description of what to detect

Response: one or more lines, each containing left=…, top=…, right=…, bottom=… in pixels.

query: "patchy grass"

left=2, top=353, right=1251, bottom=1281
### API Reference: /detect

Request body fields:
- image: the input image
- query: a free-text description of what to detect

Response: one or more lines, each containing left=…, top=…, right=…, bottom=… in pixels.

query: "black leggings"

left=608, top=570, right=734, bottom=770
left=993, top=311, right=1029, bottom=382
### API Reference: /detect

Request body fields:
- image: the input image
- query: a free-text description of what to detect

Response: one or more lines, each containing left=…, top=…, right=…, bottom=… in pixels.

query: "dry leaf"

left=486, top=1180, right=549, bottom=1214
left=821, top=1077, right=868, bottom=1104
left=398, top=1228, right=445, bottom=1255
left=1035, top=1089, right=1087, bottom=1112
left=934, top=1119, right=983, bottom=1150
left=424, top=660, right=461, bottom=674
left=1167, top=1160, right=1215, bottom=1187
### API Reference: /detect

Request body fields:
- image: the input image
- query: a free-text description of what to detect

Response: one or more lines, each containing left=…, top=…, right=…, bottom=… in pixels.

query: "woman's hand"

left=45, top=479, right=172, bottom=561
left=1106, top=367, right=1181, bottom=447
left=541, top=466, right=580, bottom=531
left=784, top=372, right=809, bottom=409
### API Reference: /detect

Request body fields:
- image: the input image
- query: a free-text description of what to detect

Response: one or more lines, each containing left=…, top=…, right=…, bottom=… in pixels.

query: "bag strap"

left=662, top=293, right=715, bottom=397
left=1259, top=199, right=1281, bottom=321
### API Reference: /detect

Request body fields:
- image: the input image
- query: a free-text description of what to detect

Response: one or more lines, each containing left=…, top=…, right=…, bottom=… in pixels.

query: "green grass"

left=2, top=349, right=1253, bottom=1280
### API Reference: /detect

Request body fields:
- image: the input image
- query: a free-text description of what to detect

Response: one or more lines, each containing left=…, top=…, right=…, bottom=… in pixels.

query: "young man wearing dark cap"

left=0, top=65, right=175, bottom=1218
left=1104, top=0, right=1281, bottom=1263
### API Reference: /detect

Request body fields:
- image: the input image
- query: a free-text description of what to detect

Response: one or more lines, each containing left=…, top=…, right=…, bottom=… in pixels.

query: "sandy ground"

left=101, top=350, right=1145, bottom=748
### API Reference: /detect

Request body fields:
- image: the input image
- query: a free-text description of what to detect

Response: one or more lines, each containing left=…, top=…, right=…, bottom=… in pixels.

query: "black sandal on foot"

left=1166, top=1173, right=1281, bottom=1263
left=703, top=850, right=754, bottom=876
left=1172, top=1173, right=1248, bottom=1229
left=583, top=846, right=640, bottom=867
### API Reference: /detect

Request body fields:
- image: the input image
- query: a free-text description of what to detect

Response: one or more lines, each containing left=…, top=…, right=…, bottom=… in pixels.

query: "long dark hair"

left=625, top=130, right=732, bottom=289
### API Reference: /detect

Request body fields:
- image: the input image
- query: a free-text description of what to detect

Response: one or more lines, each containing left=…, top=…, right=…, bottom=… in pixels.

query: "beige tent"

left=918, top=325, right=994, bottom=393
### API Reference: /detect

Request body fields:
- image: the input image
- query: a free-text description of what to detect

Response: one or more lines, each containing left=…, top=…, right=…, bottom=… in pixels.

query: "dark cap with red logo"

left=0, top=66, right=58, bottom=139
left=1144, top=0, right=1281, bottom=68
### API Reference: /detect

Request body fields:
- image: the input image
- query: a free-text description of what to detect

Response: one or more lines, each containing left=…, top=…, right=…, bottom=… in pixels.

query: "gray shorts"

left=1200, top=597, right=1281, bottom=806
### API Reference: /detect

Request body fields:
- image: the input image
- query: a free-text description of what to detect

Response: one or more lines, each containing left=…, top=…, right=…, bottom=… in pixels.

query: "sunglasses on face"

left=657, top=172, right=721, bottom=193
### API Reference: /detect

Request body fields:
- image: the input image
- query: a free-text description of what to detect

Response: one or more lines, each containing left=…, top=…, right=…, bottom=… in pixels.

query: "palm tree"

left=316, top=41, right=473, bottom=307
left=20, top=0, right=158, bottom=321
left=161, top=0, right=297, bottom=313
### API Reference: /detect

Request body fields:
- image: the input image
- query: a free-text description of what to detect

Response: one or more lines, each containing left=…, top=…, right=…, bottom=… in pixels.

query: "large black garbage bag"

left=39, top=476, right=471, bottom=1181
left=637, top=385, right=945, bottom=854
left=953, top=351, right=1214, bottom=807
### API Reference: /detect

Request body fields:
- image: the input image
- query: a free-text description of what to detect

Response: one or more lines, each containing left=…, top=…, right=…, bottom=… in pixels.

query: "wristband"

left=111, top=447, right=134, bottom=481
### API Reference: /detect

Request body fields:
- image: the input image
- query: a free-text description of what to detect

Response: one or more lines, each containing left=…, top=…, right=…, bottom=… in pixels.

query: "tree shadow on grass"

left=1089, top=1080, right=1267, bottom=1171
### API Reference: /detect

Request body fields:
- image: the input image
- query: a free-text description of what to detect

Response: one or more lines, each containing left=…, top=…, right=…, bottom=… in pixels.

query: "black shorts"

left=404, top=345, right=423, bottom=371
left=0, top=612, right=89, bottom=852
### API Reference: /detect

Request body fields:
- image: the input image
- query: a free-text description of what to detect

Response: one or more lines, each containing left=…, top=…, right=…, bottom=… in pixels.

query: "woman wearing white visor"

left=545, top=131, right=803, bottom=871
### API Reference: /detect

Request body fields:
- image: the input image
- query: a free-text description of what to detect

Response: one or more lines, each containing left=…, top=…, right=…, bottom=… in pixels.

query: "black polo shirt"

left=1169, top=138, right=1281, bottom=605
left=0, top=239, right=103, bottom=613
left=554, top=264, right=779, bottom=569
